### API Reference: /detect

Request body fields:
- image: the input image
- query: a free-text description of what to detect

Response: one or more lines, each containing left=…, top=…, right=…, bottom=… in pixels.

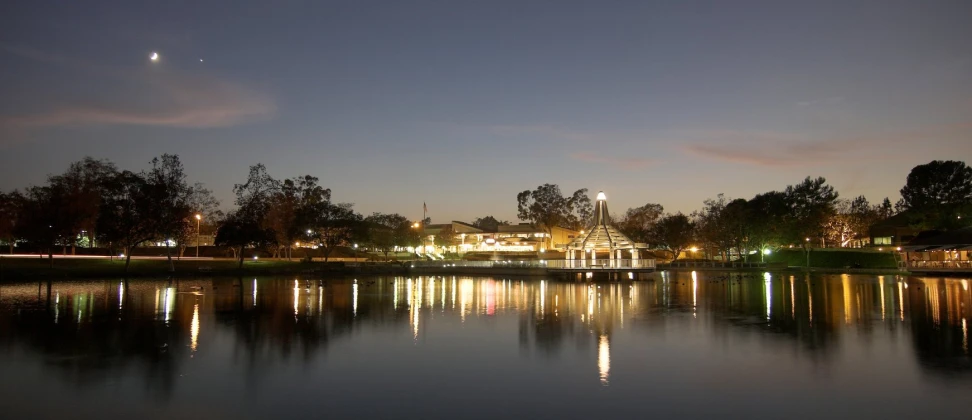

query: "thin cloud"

left=0, top=45, right=275, bottom=129
left=569, top=151, right=654, bottom=170
left=683, top=142, right=844, bottom=167
left=489, top=124, right=597, bottom=142
left=680, top=123, right=972, bottom=167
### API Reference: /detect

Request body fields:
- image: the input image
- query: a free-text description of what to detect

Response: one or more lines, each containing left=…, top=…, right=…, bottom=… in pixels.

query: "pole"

left=196, top=217, right=201, bottom=258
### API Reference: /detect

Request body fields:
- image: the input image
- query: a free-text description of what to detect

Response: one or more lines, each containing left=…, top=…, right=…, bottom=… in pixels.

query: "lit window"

left=874, top=237, right=892, bottom=245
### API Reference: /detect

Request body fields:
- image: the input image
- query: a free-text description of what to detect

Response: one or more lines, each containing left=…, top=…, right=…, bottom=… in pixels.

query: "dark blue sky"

left=2, top=0, right=970, bottom=222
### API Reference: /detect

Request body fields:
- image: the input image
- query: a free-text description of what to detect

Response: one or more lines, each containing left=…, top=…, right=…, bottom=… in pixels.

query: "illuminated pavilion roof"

left=565, top=191, right=645, bottom=250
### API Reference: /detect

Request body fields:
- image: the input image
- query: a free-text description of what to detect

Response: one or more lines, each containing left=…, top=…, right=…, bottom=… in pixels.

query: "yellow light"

left=295, top=242, right=300, bottom=247
left=190, top=303, right=199, bottom=352
left=805, top=237, right=810, bottom=242
left=690, top=247, right=698, bottom=252
left=195, top=214, right=201, bottom=220
left=598, top=335, right=610, bottom=385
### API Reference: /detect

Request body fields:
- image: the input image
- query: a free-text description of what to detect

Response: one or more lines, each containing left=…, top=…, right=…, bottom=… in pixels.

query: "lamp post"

left=195, top=214, right=201, bottom=258
left=804, top=237, right=811, bottom=269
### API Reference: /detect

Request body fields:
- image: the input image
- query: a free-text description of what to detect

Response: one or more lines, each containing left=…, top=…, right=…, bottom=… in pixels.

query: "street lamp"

left=804, top=237, right=811, bottom=269
left=195, top=214, right=201, bottom=258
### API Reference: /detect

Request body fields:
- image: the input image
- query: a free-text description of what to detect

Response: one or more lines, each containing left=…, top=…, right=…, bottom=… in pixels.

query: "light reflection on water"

left=1, top=273, right=972, bottom=418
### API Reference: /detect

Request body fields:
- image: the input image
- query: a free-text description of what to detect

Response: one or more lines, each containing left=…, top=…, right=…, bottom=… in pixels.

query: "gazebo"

left=563, top=191, right=649, bottom=268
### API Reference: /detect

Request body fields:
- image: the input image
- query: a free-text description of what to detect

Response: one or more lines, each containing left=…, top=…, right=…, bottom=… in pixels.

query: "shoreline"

left=2, top=256, right=969, bottom=282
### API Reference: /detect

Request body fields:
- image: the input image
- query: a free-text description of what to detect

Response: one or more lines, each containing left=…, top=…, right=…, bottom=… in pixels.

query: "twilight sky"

left=1, top=0, right=970, bottom=223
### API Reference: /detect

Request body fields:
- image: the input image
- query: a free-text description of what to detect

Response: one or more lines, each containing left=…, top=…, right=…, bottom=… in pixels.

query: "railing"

left=908, top=261, right=972, bottom=270
left=409, top=259, right=656, bottom=270
left=660, top=261, right=768, bottom=269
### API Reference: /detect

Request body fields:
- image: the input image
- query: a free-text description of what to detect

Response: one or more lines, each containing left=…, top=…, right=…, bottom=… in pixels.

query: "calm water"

left=1, top=272, right=971, bottom=419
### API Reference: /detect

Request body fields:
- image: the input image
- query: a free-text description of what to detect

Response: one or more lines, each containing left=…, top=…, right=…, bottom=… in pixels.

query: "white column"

left=609, top=247, right=615, bottom=267
left=632, top=248, right=639, bottom=267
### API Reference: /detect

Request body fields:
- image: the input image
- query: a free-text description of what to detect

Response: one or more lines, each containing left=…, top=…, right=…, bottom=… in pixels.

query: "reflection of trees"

left=3, top=272, right=972, bottom=397
left=211, top=277, right=410, bottom=387
left=0, top=279, right=190, bottom=399
left=905, top=278, right=972, bottom=375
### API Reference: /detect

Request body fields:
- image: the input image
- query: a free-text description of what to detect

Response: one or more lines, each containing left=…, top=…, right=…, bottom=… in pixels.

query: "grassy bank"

left=0, top=257, right=342, bottom=281
left=764, top=248, right=898, bottom=269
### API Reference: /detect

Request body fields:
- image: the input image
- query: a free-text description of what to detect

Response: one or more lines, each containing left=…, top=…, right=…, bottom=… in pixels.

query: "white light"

left=150, top=52, right=159, bottom=61
left=253, top=256, right=259, bottom=260
left=763, top=249, right=772, bottom=255
left=596, top=191, right=607, bottom=201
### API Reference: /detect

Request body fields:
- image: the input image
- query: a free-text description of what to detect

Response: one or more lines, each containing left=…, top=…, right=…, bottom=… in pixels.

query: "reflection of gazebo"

left=563, top=191, right=648, bottom=267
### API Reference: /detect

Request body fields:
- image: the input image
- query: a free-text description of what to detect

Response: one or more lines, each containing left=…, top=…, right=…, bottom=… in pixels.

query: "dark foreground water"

left=1, top=273, right=972, bottom=419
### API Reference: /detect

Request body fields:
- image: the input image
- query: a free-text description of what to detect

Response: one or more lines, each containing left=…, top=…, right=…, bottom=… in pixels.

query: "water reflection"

left=1, top=273, right=972, bottom=417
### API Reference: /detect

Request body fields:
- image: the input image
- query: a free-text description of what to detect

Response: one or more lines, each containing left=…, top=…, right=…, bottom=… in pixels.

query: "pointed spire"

left=592, top=191, right=610, bottom=226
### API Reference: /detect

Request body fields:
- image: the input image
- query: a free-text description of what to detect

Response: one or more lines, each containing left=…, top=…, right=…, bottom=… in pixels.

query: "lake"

left=1, top=272, right=971, bottom=419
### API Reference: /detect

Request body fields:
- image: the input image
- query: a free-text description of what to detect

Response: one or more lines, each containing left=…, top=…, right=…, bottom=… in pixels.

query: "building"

left=900, top=227, right=972, bottom=270
left=420, top=221, right=579, bottom=254
left=563, top=191, right=650, bottom=267
left=869, top=211, right=921, bottom=247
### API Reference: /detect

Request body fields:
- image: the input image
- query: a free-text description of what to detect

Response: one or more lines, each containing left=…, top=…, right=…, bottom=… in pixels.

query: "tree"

left=471, top=216, right=509, bottom=231
left=97, top=171, right=157, bottom=272
left=15, top=183, right=77, bottom=265
left=46, top=157, right=117, bottom=253
left=143, top=154, right=192, bottom=271
left=823, top=199, right=855, bottom=248
left=616, top=203, right=663, bottom=244
left=214, top=211, right=276, bottom=269
left=174, top=183, right=223, bottom=258
left=309, top=202, right=362, bottom=262
left=693, top=194, right=737, bottom=260
left=653, top=213, right=695, bottom=261
left=745, top=191, right=789, bottom=260
left=516, top=184, right=592, bottom=249
left=223, top=163, right=281, bottom=260
left=899, top=160, right=972, bottom=229
left=784, top=176, right=838, bottom=246
left=433, top=225, right=459, bottom=252
left=365, top=213, right=418, bottom=260
left=234, top=164, right=280, bottom=222
left=0, top=191, right=22, bottom=254
left=267, top=175, right=330, bottom=260
left=877, top=197, right=894, bottom=220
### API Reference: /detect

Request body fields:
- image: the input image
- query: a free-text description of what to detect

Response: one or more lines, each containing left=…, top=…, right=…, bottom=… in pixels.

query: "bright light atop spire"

left=596, top=191, right=606, bottom=201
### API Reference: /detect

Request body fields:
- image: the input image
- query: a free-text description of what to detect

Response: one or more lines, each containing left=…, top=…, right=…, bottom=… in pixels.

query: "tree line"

left=609, top=160, right=972, bottom=260
left=0, top=156, right=423, bottom=271
left=1, top=158, right=969, bottom=267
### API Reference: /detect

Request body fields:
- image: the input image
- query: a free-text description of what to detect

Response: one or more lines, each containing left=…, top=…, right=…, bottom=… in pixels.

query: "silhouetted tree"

left=616, top=203, right=663, bottom=245
left=516, top=184, right=592, bottom=248
left=653, top=213, right=695, bottom=261
left=784, top=176, right=838, bottom=246
left=97, top=171, right=157, bottom=272
left=144, top=154, right=192, bottom=271
left=45, top=157, right=117, bottom=253
left=899, top=160, right=972, bottom=230
left=0, top=191, right=22, bottom=253
left=471, top=215, right=509, bottom=231
left=364, top=213, right=418, bottom=260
